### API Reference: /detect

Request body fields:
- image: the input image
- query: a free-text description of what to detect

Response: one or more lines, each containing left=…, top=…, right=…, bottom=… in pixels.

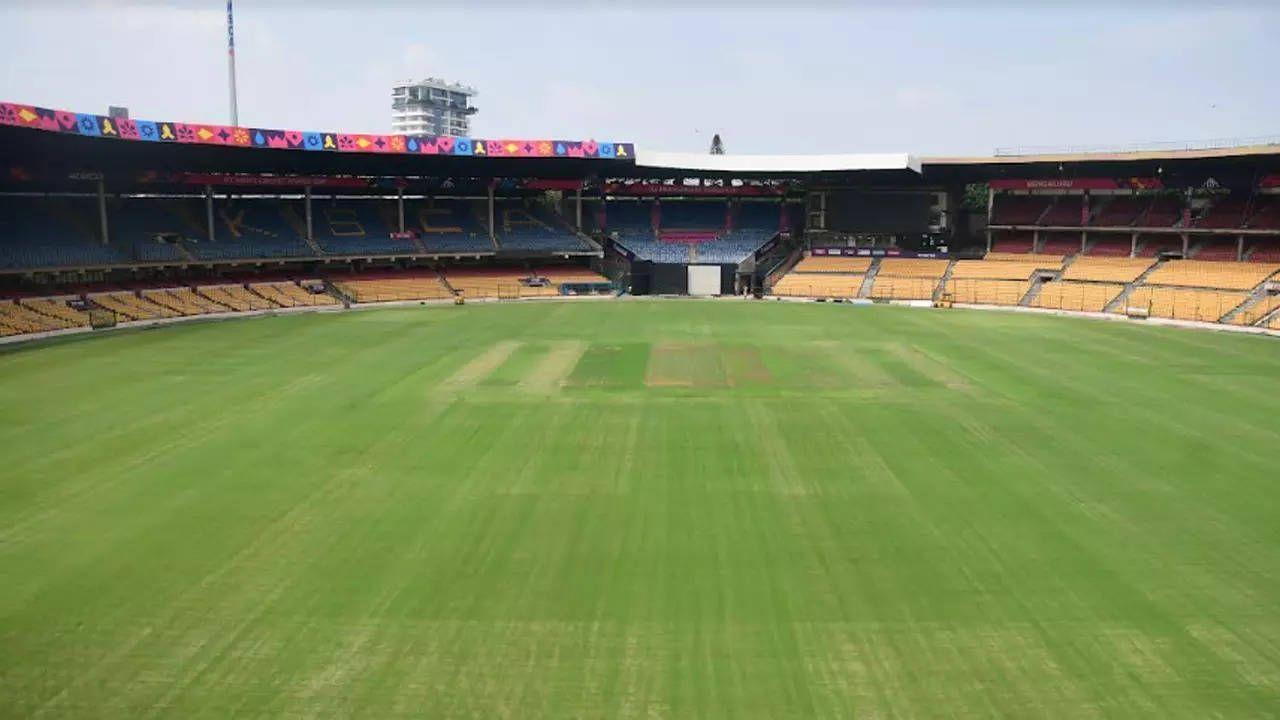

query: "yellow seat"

left=1061, top=257, right=1155, bottom=283
left=1032, top=282, right=1125, bottom=312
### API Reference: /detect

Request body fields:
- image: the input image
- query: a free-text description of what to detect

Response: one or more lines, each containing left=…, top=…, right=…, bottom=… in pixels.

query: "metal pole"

left=397, top=187, right=405, bottom=233
left=1130, top=232, right=1138, bottom=258
left=487, top=186, right=495, bottom=244
left=575, top=188, right=583, bottom=230
left=227, top=0, right=239, bottom=126
left=1181, top=232, right=1189, bottom=258
left=1237, top=234, right=1244, bottom=262
left=304, top=186, right=313, bottom=242
left=97, top=177, right=109, bottom=245
left=205, top=184, right=216, bottom=242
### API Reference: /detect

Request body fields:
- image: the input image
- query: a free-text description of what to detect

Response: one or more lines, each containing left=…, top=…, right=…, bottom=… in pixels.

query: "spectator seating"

left=0, top=298, right=89, bottom=334
left=991, top=195, right=1051, bottom=225
left=1143, top=260, right=1280, bottom=290
left=990, top=232, right=1034, bottom=253
left=197, top=284, right=276, bottom=311
left=984, top=251, right=1062, bottom=264
left=1032, top=281, right=1125, bottom=312
left=661, top=201, right=725, bottom=229
left=89, top=292, right=178, bottom=320
left=250, top=282, right=337, bottom=307
left=1137, top=196, right=1183, bottom=227
left=1248, top=239, right=1280, bottom=263
left=494, top=201, right=591, bottom=252
left=1230, top=295, right=1280, bottom=326
left=1085, top=236, right=1133, bottom=256
left=791, top=256, right=872, bottom=273
left=311, top=201, right=401, bottom=255
left=407, top=200, right=493, bottom=254
left=1039, top=234, right=1081, bottom=255
left=772, top=273, right=863, bottom=298
left=1139, top=236, right=1183, bottom=257
left=1246, top=196, right=1280, bottom=229
left=1038, top=196, right=1084, bottom=226
left=1121, top=286, right=1248, bottom=323
left=333, top=271, right=454, bottom=302
left=1091, top=197, right=1145, bottom=226
left=1193, top=240, right=1240, bottom=261
left=445, top=268, right=558, bottom=299
left=533, top=267, right=611, bottom=291
left=945, top=279, right=1029, bottom=305
left=1061, top=257, right=1155, bottom=283
left=869, top=259, right=950, bottom=300
left=1193, top=194, right=1249, bottom=229
left=0, top=197, right=128, bottom=269
left=951, top=260, right=1048, bottom=280
left=197, top=201, right=313, bottom=260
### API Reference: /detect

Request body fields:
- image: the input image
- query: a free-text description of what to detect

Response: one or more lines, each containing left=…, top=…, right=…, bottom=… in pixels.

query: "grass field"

left=2, top=300, right=1279, bottom=718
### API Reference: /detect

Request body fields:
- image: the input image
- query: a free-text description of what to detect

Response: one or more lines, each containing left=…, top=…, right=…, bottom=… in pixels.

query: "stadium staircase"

left=933, top=259, right=958, bottom=301
left=1019, top=279, right=1043, bottom=307
left=1219, top=284, right=1273, bottom=325
left=325, top=281, right=354, bottom=306
left=857, top=258, right=882, bottom=298
left=436, top=268, right=457, bottom=296
left=1257, top=303, right=1280, bottom=328
left=1104, top=259, right=1165, bottom=313
left=280, top=205, right=326, bottom=256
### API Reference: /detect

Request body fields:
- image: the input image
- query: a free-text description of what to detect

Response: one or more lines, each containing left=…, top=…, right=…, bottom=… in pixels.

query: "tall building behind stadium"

left=391, top=77, right=477, bottom=136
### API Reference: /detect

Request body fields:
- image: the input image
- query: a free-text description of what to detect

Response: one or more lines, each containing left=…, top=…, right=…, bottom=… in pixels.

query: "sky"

left=0, top=1, right=1277, bottom=157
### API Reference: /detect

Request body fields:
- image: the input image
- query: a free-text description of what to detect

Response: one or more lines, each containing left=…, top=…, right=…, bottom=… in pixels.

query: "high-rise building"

left=391, top=78, right=478, bottom=137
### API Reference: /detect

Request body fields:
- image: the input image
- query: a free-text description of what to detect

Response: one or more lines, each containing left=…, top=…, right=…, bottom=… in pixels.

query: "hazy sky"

left=1, top=1, right=1277, bottom=156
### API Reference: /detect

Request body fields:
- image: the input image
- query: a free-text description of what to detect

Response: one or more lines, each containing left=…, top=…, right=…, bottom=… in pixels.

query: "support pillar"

left=1033, top=229, right=1041, bottom=252
left=397, top=187, right=405, bottom=234
left=985, top=185, right=994, bottom=253
left=1237, top=234, right=1245, bottom=262
left=1081, top=231, right=1087, bottom=254
left=96, top=177, right=109, bottom=245
left=1181, top=232, right=1189, bottom=258
left=487, top=186, right=496, bottom=244
left=205, top=184, right=216, bottom=242
left=575, top=188, right=583, bottom=230
left=1130, top=232, right=1138, bottom=258
left=304, top=186, right=313, bottom=242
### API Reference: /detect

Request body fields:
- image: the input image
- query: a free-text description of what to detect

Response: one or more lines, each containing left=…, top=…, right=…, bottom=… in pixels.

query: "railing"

left=994, top=135, right=1280, bottom=157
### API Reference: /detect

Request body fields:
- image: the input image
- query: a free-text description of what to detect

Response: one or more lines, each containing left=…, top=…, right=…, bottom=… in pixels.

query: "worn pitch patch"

left=521, top=340, right=586, bottom=393
left=441, top=340, right=521, bottom=390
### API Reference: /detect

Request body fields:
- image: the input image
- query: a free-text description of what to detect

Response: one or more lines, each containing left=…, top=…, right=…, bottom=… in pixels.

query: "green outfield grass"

left=2, top=300, right=1279, bottom=718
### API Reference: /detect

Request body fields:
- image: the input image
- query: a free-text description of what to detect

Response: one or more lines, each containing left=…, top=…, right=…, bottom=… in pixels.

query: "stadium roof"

left=635, top=150, right=921, bottom=175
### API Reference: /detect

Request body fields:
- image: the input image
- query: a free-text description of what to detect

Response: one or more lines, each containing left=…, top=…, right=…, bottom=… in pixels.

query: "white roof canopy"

left=635, top=150, right=921, bottom=174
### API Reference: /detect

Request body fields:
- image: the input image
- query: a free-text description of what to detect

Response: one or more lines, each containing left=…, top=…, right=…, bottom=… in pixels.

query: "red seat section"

left=990, top=231, right=1034, bottom=253
left=991, top=196, right=1051, bottom=225
left=1091, top=197, right=1145, bottom=227
left=1246, top=196, right=1280, bottom=230
left=1139, top=235, right=1183, bottom=257
left=1138, top=196, right=1182, bottom=227
left=1248, top=239, right=1280, bottom=262
left=1038, top=196, right=1084, bottom=227
left=1194, top=240, right=1239, bottom=261
left=1086, top=236, right=1132, bottom=256
left=1040, top=234, right=1081, bottom=255
left=659, top=230, right=719, bottom=243
left=1194, top=194, right=1249, bottom=229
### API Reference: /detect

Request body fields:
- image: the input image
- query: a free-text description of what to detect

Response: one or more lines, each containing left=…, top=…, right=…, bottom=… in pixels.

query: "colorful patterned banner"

left=0, top=102, right=634, bottom=161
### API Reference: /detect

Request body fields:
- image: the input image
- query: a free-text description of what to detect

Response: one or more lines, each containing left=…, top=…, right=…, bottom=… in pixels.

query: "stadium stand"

left=790, top=256, right=873, bottom=273
left=991, top=195, right=1050, bottom=225
left=1039, top=234, right=1081, bottom=255
left=1193, top=239, right=1240, bottom=261
left=201, top=201, right=314, bottom=259
left=250, top=282, right=337, bottom=307
left=1248, top=239, right=1280, bottom=263
left=1038, top=196, right=1084, bottom=226
left=1121, top=286, right=1249, bottom=323
left=494, top=201, right=591, bottom=252
left=1032, top=281, right=1125, bottom=312
left=1246, top=196, right=1280, bottom=229
left=445, top=268, right=558, bottom=299
left=869, top=258, right=949, bottom=300
left=945, top=279, right=1029, bottom=305
left=310, top=201, right=402, bottom=255
left=1090, top=196, right=1145, bottom=227
left=333, top=271, right=454, bottom=302
left=983, top=252, right=1064, bottom=265
left=0, top=298, right=88, bottom=334
left=89, top=292, right=178, bottom=320
left=1138, top=236, right=1183, bottom=257
left=771, top=273, right=862, bottom=298
left=1231, top=294, right=1280, bottom=326
left=407, top=199, right=494, bottom=254
left=1085, top=236, right=1133, bottom=256
left=1137, top=195, right=1183, bottom=227
left=198, top=284, right=277, bottom=311
left=989, top=231, right=1034, bottom=253
left=1142, top=260, right=1280, bottom=290
left=951, top=260, right=1049, bottom=280
left=1061, top=257, right=1155, bottom=283
left=0, top=197, right=127, bottom=269
left=1193, top=194, right=1249, bottom=229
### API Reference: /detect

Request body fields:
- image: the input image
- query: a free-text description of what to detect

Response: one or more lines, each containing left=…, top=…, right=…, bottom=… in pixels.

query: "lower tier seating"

left=952, top=260, right=1051, bottom=280
left=1120, top=287, right=1249, bottom=323
left=1143, top=260, right=1280, bottom=290
left=791, top=256, right=872, bottom=273
left=1061, top=257, right=1154, bottom=283
left=1032, top=282, right=1125, bottom=312
left=1230, top=295, right=1280, bottom=326
left=771, top=273, right=862, bottom=298
left=445, top=269, right=558, bottom=299
left=944, top=279, right=1029, bottom=305
left=334, top=273, right=453, bottom=302
left=983, top=252, right=1064, bottom=265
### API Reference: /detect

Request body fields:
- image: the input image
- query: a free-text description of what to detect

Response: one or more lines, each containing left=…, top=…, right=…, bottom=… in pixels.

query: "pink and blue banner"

left=0, top=102, right=633, bottom=161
